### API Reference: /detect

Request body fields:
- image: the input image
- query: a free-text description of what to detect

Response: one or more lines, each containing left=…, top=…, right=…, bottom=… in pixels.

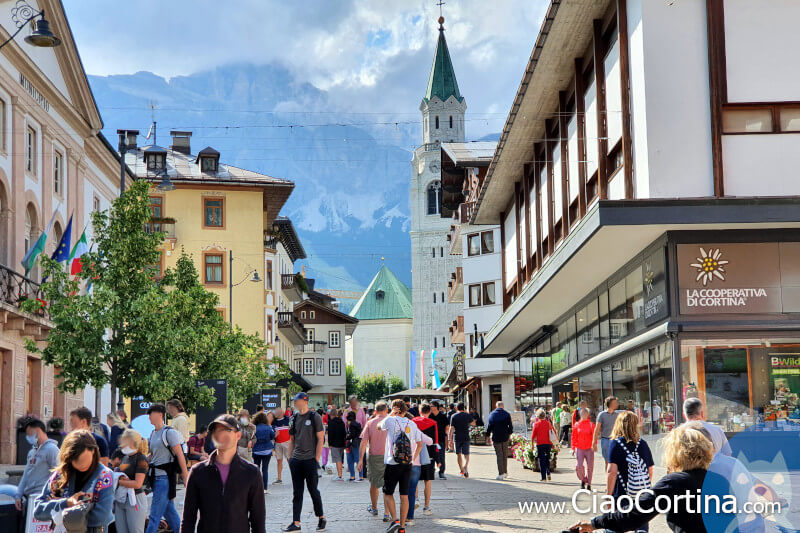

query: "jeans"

left=346, top=440, right=361, bottom=479
left=493, top=441, right=510, bottom=475
left=407, top=465, right=421, bottom=520
left=254, top=453, right=272, bottom=486
left=559, top=425, right=571, bottom=446
left=144, top=475, right=180, bottom=533
left=289, top=457, right=324, bottom=523
left=536, top=444, right=552, bottom=480
left=436, top=446, right=446, bottom=475
left=601, top=437, right=612, bottom=462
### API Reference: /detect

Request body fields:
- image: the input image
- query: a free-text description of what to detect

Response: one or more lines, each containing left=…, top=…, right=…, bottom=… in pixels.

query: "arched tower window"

left=449, top=115, right=453, bottom=128
left=435, top=116, right=439, bottom=129
left=427, top=181, right=441, bottom=215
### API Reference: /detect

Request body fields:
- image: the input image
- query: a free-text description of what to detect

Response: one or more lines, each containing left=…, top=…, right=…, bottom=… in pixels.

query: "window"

left=482, top=282, right=496, bottom=305
left=329, top=358, right=341, bottom=376
left=468, top=284, right=481, bottom=307
left=440, top=247, right=444, bottom=257
left=203, top=197, right=224, bottom=227
left=481, top=231, right=494, bottom=253
left=467, top=233, right=481, bottom=256
left=427, top=181, right=441, bottom=215
left=266, top=260, right=273, bottom=290
left=200, top=156, right=218, bottom=172
left=204, top=253, right=224, bottom=284
left=53, top=151, right=63, bottom=196
left=149, top=196, right=163, bottom=218
left=435, top=116, right=439, bottom=129
left=441, top=291, right=444, bottom=302
left=145, top=153, right=166, bottom=170
left=449, top=115, right=453, bottom=128
left=295, top=359, right=302, bottom=374
left=266, top=314, right=273, bottom=343
left=146, top=251, right=164, bottom=280
left=26, top=125, right=36, bottom=174
left=316, top=358, right=324, bottom=375
left=443, top=336, right=446, bottom=347
left=303, top=358, right=314, bottom=375
left=301, top=310, right=306, bottom=319
left=721, top=104, right=800, bottom=134
left=434, top=337, right=437, bottom=349
left=93, top=196, right=100, bottom=212
left=433, top=293, right=437, bottom=303
left=309, top=310, right=315, bottom=319
left=329, top=330, right=340, bottom=348
left=432, top=247, right=435, bottom=258
left=306, top=328, right=315, bottom=343
left=780, top=107, right=800, bottom=132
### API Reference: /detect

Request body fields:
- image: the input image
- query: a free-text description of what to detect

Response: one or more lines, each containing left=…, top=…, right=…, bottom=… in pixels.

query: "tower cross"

left=437, top=0, right=445, bottom=17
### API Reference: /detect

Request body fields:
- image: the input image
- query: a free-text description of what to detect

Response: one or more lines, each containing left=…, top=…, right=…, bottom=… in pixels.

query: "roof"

left=424, top=21, right=463, bottom=103
left=440, top=142, right=497, bottom=167
left=295, top=299, right=359, bottom=324
left=196, top=146, right=220, bottom=157
left=349, top=265, right=412, bottom=320
left=272, top=216, right=306, bottom=261
left=123, top=143, right=294, bottom=224
left=471, top=0, right=609, bottom=224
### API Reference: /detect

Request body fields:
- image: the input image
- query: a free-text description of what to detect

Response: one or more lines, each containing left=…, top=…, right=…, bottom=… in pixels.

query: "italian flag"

left=69, top=228, right=89, bottom=275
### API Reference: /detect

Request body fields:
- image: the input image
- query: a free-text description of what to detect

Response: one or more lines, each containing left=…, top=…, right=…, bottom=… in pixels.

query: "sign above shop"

left=643, top=249, right=668, bottom=326
left=677, top=242, right=800, bottom=315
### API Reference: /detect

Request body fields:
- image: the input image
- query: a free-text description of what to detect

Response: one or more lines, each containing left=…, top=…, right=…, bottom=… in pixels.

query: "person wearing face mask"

left=181, top=414, right=265, bottom=533
left=114, top=429, right=150, bottom=533
left=0, top=416, right=59, bottom=522
left=34, top=429, right=115, bottom=531
left=236, top=409, right=257, bottom=463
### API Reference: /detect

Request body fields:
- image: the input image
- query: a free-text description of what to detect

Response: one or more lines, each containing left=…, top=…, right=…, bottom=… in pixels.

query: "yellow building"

left=122, top=130, right=294, bottom=340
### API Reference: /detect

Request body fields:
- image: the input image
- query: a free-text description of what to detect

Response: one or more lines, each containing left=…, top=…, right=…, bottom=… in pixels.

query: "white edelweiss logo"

left=690, top=247, right=729, bottom=286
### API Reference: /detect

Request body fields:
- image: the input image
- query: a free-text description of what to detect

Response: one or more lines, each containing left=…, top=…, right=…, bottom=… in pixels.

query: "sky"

left=62, top=0, right=548, bottom=140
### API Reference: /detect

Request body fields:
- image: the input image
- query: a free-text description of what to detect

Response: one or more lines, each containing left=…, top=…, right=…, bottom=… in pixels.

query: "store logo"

left=689, top=247, right=729, bottom=286
left=644, top=262, right=655, bottom=295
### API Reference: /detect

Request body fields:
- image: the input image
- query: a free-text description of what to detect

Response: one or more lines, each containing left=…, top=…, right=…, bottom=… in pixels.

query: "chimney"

left=169, top=130, right=192, bottom=155
left=116, top=129, right=139, bottom=153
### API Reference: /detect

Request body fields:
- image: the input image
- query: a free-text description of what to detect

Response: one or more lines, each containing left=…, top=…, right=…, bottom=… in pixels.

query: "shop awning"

left=451, top=377, right=481, bottom=393
left=478, top=197, right=800, bottom=359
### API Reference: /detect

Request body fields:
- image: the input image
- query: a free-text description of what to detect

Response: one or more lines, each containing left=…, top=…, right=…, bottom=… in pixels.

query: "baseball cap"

left=292, top=392, right=309, bottom=402
left=208, top=414, right=238, bottom=433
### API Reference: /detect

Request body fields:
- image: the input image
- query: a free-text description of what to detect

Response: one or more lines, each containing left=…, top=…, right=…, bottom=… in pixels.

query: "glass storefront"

left=681, top=337, right=800, bottom=434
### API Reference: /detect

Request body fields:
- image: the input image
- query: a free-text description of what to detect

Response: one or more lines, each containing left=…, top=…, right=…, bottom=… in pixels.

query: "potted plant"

left=469, top=425, right=487, bottom=445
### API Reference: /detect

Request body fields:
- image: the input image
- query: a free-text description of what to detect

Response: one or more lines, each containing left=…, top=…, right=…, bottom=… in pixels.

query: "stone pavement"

left=170, top=445, right=672, bottom=533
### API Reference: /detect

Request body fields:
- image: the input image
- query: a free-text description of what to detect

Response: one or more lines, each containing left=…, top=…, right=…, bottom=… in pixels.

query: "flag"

left=22, top=210, right=57, bottom=273
left=420, top=350, right=425, bottom=388
left=51, top=214, right=73, bottom=262
left=409, top=350, right=417, bottom=389
left=69, top=226, right=89, bottom=275
left=431, top=350, right=441, bottom=389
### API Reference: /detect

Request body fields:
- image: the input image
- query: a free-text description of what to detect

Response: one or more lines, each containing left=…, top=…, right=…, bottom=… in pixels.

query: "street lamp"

left=1, top=2, right=61, bottom=51
left=229, top=250, right=261, bottom=325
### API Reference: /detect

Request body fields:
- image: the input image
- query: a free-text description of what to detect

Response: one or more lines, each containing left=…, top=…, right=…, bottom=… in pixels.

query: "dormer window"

left=196, top=146, right=221, bottom=173
left=143, top=145, right=168, bottom=172
left=376, top=289, right=385, bottom=300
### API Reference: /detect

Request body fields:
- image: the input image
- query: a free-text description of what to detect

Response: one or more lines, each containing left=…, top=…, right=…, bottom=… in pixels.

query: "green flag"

left=22, top=209, right=57, bottom=273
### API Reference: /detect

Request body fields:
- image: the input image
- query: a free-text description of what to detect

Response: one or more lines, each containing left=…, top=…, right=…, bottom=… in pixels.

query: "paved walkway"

left=227, top=445, right=672, bottom=533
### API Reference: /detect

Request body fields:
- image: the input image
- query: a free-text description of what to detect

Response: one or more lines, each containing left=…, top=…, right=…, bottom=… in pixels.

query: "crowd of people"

left=0, top=391, right=772, bottom=533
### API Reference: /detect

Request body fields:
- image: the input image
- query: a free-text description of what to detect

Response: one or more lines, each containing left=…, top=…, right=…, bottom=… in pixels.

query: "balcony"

left=281, top=273, right=305, bottom=302
left=449, top=315, right=465, bottom=345
left=0, top=264, right=51, bottom=341
left=295, top=341, right=327, bottom=354
left=447, top=267, right=463, bottom=304
left=448, top=223, right=462, bottom=255
left=277, top=311, right=305, bottom=345
left=264, top=230, right=279, bottom=251
left=145, top=218, right=176, bottom=241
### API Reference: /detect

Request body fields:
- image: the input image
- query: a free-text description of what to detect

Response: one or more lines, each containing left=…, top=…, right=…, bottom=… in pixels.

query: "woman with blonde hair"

left=570, top=425, right=715, bottom=532
left=114, top=428, right=149, bottom=533
left=107, top=411, right=129, bottom=455
left=34, top=429, right=115, bottom=531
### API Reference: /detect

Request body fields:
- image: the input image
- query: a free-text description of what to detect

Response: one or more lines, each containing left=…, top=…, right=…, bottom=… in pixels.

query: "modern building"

left=0, top=0, right=125, bottom=463
left=472, top=0, right=800, bottom=450
left=346, top=264, right=413, bottom=381
left=438, top=142, right=515, bottom=422
left=410, top=15, right=465, bottom=384
left=293, top=292, right=358, bottom=408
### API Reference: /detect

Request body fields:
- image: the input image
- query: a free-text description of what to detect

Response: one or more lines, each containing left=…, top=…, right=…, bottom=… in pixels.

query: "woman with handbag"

left=531, top=408, right=557, bottom=482
left=34, top=429, right=115, bottom=532
left=114, top=429, right=150, bottom=533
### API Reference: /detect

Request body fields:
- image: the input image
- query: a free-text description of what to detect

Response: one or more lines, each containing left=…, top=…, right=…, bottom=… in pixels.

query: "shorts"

left=330, top=447, right=345, bottom=464
left=600, top=437, right=611, bottom=461
left=420, top=462, right=435, bottom=481
left=383, top=463, right=412, bottom=496
left=368, top=454, right=386, bottom=488
left=454, top=438, right=470, bottom=455
left=273, top=440, right=292, bottom=460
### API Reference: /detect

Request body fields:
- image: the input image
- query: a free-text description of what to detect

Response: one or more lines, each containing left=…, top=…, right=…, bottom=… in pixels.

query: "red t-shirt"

left=412, top=416, right=439, bottom=445
left=572, top=419, right=595, bottom=450
left=531, top=419, right=555, bottom=445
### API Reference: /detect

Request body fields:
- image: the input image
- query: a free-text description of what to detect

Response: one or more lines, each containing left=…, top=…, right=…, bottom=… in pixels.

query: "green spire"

left=424, top=19, right=463, bottom=103
left=350, top=265, right=413, bottom=320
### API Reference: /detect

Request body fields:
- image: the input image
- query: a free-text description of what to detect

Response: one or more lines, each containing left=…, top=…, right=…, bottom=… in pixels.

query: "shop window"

left=579, top=370, right=603, bottom=421
left=598, top=289, right=610, bottom=350
left=611, top=351, right=651, bottom=435
left=609, top=278, right=627, bottom=342
left=649, top=342, right=675, bottom=435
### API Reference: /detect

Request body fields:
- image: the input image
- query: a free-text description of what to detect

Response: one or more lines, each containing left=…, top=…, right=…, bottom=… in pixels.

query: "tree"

left=388, top=375, right=406, bottom=395
left=26, top=180, right=292, bottom=411
left=346, top=364, right=360, bottom=399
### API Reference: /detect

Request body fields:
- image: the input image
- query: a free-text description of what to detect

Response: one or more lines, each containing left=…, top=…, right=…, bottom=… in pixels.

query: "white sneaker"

left=406, top=519, right=415, bottom=526
left=334, top=477, right=344, bottom=482
left=495, top=475, right=504, bottom=480
left=423, top=507, right=432, bottom=516
left=503, top=473, right=509, bottom=480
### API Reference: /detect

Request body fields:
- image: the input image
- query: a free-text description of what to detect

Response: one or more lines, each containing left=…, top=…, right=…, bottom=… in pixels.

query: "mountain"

left=89, top=63, right=499, bottom=305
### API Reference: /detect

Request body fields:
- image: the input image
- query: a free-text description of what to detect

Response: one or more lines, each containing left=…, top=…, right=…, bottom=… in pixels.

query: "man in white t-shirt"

left=682, top=397, right=732, bottom=456
left=378, top=399, right=423, bottom=533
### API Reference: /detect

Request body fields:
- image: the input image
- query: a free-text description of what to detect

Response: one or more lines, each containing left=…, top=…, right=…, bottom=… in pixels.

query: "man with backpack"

left=146, top=403, right=189, bottom=533
left=378, top=399, right=424, bottom=533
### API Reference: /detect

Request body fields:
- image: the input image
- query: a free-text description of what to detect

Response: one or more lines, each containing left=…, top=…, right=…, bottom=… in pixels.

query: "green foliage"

left=28, top=180, right=292, bottom=412
left=344, top=365, right=406, bottom=405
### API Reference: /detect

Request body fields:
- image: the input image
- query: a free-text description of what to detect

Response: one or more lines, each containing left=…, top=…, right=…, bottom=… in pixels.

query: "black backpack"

left=391, top=418, right=413, bottom=465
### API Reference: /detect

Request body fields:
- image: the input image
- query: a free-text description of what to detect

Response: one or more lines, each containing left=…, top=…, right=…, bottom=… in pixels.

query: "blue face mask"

left=26, top=434, right=37, bottom=446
